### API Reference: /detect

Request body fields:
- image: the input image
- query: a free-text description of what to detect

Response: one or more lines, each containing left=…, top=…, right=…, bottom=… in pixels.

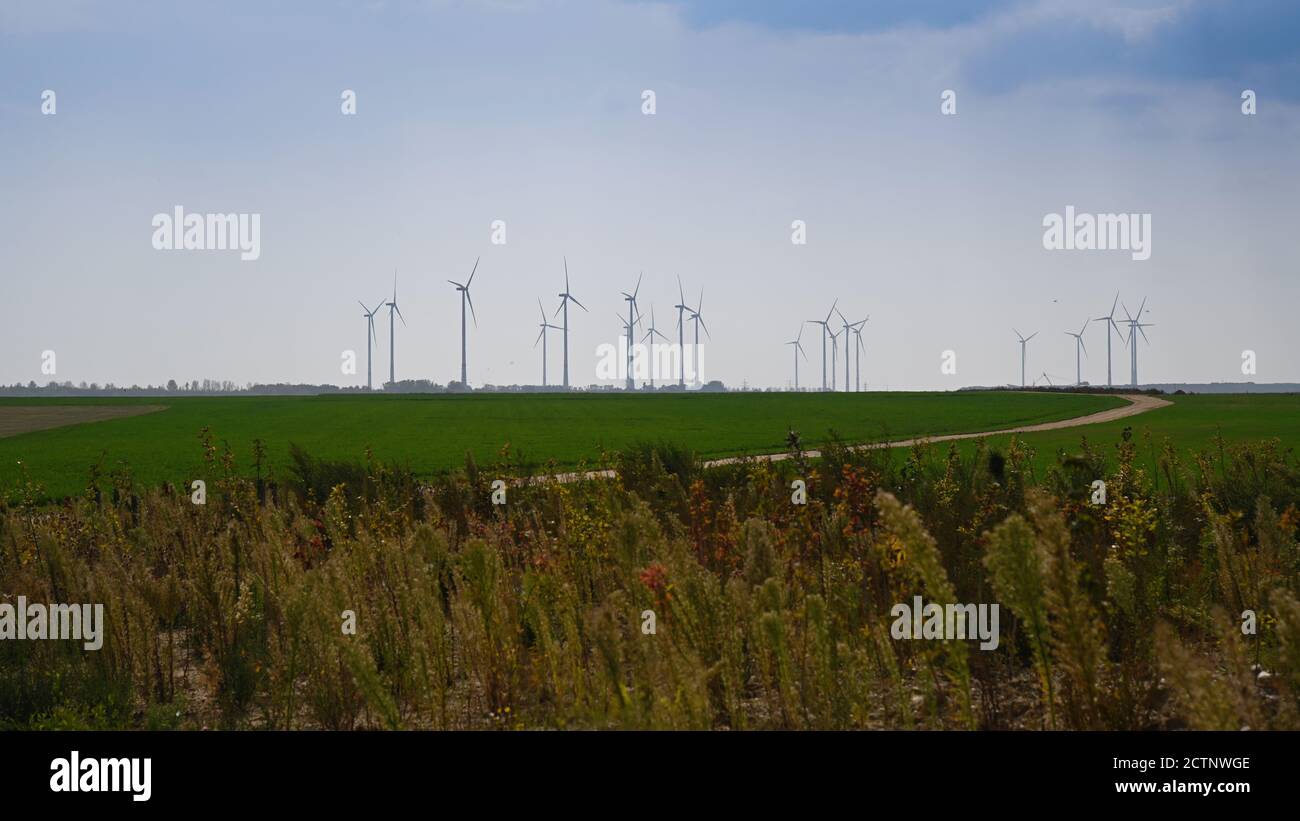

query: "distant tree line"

left=0, top=378, right=733, bottom=397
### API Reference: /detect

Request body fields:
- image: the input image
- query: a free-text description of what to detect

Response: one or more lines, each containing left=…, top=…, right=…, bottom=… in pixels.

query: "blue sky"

left=658, top=0, right=1300, bottom=100
left=1, top=0, right=1298, bottom=390
left=645, top=0, right=1009, bottom=32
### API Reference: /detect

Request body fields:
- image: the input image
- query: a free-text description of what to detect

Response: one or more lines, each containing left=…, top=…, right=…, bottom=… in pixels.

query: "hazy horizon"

left=3, top=0, right=1298, bottom=392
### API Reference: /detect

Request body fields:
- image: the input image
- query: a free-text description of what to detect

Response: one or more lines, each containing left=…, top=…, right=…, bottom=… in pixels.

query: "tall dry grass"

left=2, top=430, right=1299, bottom=729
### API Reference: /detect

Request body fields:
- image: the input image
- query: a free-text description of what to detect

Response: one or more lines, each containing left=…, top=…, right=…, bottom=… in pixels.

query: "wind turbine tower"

left=673, top=277, right=692, bottom=388
left=829, top=327, right=840, bottom=391
left=805, top=299, right=837, bottom=391
left=555, top=258, right=587, bottom=389
left=359, top=299, right=382, bottom=391
left=386, top=270, right=406, bottom=386
left=1095, top=292, right=1123, bottom=388
left=1064, top=318, right=1088, bottom=386
left=688, top=288, right=710, bottom=386
left=641, top=306, right=670, bottom=388
left=447, top=257, right=480, bottom=387
left=837, top=309, right=854, bottom=392
left=838, top=311, right=868, bottom=392
left=850, top=319, right=868, bottom=392
left=1014, top=328, right=1038, bottom=388
left=621, top=273, right=642, bottom=390
left=1122, top=298, right=1154, bottom=387
left=534, top=298, right=561, bottom=387
left=786, top=325, right=808, bottom=391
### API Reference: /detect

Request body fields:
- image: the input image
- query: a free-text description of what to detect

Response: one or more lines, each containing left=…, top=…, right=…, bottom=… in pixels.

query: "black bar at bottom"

left=2, top=730, right=1285, bottom=809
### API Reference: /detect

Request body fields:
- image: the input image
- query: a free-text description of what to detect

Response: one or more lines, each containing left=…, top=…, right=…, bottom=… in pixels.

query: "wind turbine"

left=836, top=309, right=853, bottom=392
left=786, top=324, right=808, bottom=391
left=673, top=276, right=692, bottom=388
left=386, top=270, right=406, bottom=387
left=1014, top=328, right=1038, bottom=388
left=687, top=288, right=710, bottom=386
left=1122, top=298, right=1154, bottom=387
left=641, top=306, right=670, bottom=388
left=447, top=257, right=479, bottom=387
left=838, top=310, right=868, bottom=392
left=359, top=299, right=383, bottom=390
left=1094, top=292, right=1123, bottom=388
left=533, top=298, right=561, bottom=387
left=850, top=319, right=868, bottom=392
left=555, top=258, right=587, bottom=389
left=615, top=311, right=638, bottom=384
left=805, top=299, right=838, bottom=391
left=1064, top=319, right=1089, bottom=386
left=621, top=273, right=643, bottom=390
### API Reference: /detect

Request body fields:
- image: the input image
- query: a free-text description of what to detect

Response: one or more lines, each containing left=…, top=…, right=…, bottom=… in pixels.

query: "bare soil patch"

left=0, top=405, right=167, bottom=438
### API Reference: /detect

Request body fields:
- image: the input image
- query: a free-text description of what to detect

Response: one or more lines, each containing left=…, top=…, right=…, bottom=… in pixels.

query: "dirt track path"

left=539, top=393, right=1172, bottom=483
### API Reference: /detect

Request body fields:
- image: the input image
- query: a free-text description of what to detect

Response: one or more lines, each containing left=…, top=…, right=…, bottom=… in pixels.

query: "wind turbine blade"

left=358, top=300, right=368, bottom=312
left=677, top=275, right=684, bottom=304
left=570, top=295, right=587, bottom=312
left=564, top=257, right=570, bottom=292
left=633, top=271, right=642, bottom=301
left=466, top=291, right=477, bottom=326
left=1110, top=291, right=1120, bottom=318
left=534, top=326, right=545, bottom=348
left=538, top=298, right=546, bottom=322
left=699, top=315, right=710, bottom=339
left=395, top=305, right=407, bottom=327
left=1079, top=336, right=1087, bottom=355
left=448, top=280, right=461, bottom=288
left=1138, top=324, right=1150, bottom=344
left=825, top=298, right=838, bottom=322
left=466, top=256, right=479, bottom=288
left=1026, top=331, right=1038, bottom=342
left=553, top=298, right=564, bottom=319
left=1136, top=296, right=1147, bottom=318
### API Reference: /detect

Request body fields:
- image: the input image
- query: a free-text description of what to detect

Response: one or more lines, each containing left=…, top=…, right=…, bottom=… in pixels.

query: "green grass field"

left=4, top=392, right=1295, bottom=502
left=958, top=393, right=1300, bottom=473
left=0, top=392, right=1126, bottom=500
